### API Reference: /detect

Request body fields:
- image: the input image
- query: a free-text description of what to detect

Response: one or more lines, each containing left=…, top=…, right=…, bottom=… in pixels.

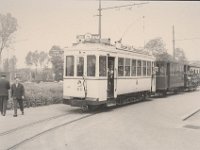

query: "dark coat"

left=11, top=83, right=25, bottom=99
left=0, top=78, right=10, bottom=96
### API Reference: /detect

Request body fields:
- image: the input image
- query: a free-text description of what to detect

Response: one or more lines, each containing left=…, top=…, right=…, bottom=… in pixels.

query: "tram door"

left=107, top=57, right=115, bottom=98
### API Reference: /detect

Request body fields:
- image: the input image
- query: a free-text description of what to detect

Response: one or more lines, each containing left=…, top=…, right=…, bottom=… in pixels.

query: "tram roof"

left=64, top=42, right=154, bottom=58
left=188, top=62, right=200, bottom=68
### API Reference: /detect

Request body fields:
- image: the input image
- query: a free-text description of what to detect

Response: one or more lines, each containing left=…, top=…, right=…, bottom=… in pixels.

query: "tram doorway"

left=107, top=57, right=115, bottom=98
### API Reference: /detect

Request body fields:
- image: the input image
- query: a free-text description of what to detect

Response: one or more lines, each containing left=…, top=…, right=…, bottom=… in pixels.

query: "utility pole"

left=97, top=0, right=148, bottom=41
left=98, top=0, right=102, bottom=40
left=172, top=25, right=175, bottom=60
left=143, top=16, right=145, bottom=48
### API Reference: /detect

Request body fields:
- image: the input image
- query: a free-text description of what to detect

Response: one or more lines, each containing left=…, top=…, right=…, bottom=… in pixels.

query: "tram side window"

left=175, top=64, right=178, bottom=75
left=143, top=61, right=147, bottom=76
left=77, top=57, right=84, bottom=76
left=173, top=64, right=177, bottom=75
left=131, top=59, right=136, bottom=76
left=99, top=56, right=107, bottom=77
left=179, top=65, right=181, bottom=74
left=147, top=61, right=151, bottom=76
left=125, top=58, right=130, bottom=76
left=66, top=56, right=74, bottom=76
left=177, top=64, right=179, bottom=75
left=137, top=60, right=142, bottom=76
left=87, top=55, right=96, bottom=76
left=118, top=58, right=124, bottom=76
left=179, top=65, right=183, bottom=75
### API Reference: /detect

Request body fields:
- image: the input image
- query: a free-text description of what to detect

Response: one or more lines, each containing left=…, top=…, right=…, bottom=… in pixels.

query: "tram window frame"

left=131, top=59, right=136, bottom=76
left=137, top=60, right=142, bottom=76
left=143, top=61, right=147, bottom=76
left=125, top=58, right=131, bottom=76
left=65, top=56, right=74, bottom=76
left=99, top=56, right=107, bottom=77
left=76, top=56, right=84, bottom=77
left=118, top=57, right=124, bottom=76
left=147, top=61, right=151, bottom=76
left=87, top=55, right=96, bottom=77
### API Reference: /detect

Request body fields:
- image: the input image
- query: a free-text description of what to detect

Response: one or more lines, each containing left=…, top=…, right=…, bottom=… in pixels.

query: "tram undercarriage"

left=63, top=90, right=151, bottom=111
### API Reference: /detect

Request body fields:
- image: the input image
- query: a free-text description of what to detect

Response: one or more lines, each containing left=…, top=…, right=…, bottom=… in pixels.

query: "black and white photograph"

left=0, top=0, right=200, bottom=149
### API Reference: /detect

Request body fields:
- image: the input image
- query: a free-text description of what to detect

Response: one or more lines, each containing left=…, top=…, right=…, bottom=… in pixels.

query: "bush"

left=23, top=82, right=63, bottom=108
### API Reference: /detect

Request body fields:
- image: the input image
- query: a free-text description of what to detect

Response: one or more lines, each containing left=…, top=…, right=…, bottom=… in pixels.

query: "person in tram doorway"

left=11, top=76, right=25, bottom=117
left=0, top=73, right=10, bottom=116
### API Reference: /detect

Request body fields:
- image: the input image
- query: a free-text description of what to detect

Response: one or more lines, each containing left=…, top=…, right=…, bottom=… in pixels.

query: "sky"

left=0, top=0, right=200, bottom=68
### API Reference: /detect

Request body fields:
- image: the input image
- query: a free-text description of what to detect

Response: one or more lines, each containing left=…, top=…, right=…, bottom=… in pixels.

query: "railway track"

left=0, top=113, right=70, bottom=136
left=1, top=112, right=98, bottom=150
left=182, top=108, right=200, bottom=121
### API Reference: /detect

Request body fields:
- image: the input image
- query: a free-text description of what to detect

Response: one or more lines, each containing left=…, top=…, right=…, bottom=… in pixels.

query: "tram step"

left=106, top=99, right=116, bottom=107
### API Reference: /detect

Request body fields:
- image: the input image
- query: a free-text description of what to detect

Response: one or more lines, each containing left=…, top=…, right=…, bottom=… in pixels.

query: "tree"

left=25, top=51, right=33, bottom=66
left=155, top=52, right=174, bottom=62
left=49, top=45, right=64, bottom=81
left=145, top=37, right=167, bottom=56
left=3, top=55, right=17, bottom=80
left=25, top=51, right=50, bottom=81
left=3, top=56, right=17, bottom=71
left=0, top=13, right=18, bottom=70
left=175, top=48, right=187, bottom=63
left=25, top=50, right=40, bottom=80
left=39, top=51, right=49, bottom=68
left=31, top=50, right=40, bottom=70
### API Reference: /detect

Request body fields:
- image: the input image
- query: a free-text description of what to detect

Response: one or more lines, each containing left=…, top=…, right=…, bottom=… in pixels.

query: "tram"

left=184, top=64, right=200, bottom=89
left=156, top=61, right=185, bottom=96
left=63, top=33, right=156, bottom=110
left=155, top=60, right=200, bottom=96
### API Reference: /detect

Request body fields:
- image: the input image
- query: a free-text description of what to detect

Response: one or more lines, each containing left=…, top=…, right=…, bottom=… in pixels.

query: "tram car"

left=155, top=61, right=185, bottom=96
left=155, top=61, right=200, bottom=96
left=184, top=64, right=200, bottom=90
left=63, top=33, right=156, bottom=110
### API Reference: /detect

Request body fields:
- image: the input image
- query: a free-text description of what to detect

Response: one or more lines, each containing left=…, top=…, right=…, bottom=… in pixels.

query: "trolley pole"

left=172, top=25, right=175, bottom=60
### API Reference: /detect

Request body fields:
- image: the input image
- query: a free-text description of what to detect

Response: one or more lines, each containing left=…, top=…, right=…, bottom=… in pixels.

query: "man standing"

left=0, top=73, right=10, bottom=116
left=11, top=77, right=25, bottom=117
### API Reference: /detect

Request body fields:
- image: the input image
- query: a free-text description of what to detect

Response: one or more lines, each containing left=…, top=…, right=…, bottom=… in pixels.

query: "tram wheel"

left=81, top=105, right=89, bottom=112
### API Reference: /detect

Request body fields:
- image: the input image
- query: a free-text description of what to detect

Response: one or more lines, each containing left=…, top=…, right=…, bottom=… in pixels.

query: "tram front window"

left=77, top=57, right=84, bottom=76
left=87, top=55, right=96, bottom=76
left=66, top=56, right=74, bottom=76
left=157, top=63, right=166, bottom=76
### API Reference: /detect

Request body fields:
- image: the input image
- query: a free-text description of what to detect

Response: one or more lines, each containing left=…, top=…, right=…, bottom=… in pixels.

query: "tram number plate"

left=77, top=80, right=83, bottom=91
left=77, top=87, right=83, bottom=91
